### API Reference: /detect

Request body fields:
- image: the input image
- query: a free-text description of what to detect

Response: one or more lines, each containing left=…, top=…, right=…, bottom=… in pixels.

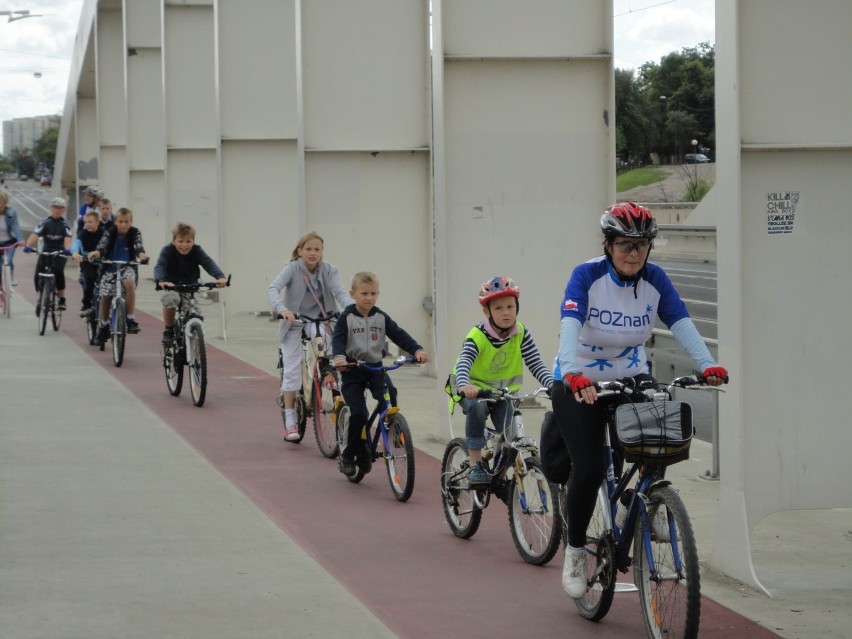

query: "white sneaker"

left=562, top=548, right=588, bottom=599
left=284, top=425, right=300, bottom=442
left=11, top=276, right=17, bottom=286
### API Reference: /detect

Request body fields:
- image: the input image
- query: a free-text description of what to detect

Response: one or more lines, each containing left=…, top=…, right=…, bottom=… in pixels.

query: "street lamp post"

left=691, top=138, right=699, bottom=182
left=1, top=10, right=44, bottom=22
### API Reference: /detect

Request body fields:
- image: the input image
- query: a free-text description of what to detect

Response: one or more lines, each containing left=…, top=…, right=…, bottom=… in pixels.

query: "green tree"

left=615, top=42, right=715, bottom=164
left=33, top=125, right=60, bottom=169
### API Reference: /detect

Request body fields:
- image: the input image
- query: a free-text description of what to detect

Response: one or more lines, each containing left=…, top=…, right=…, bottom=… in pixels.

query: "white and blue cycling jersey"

left=554, top=256, right=716, bottom=381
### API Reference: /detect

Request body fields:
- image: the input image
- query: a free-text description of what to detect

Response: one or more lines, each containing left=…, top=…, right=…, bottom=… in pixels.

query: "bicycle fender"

left=183, top=316, right=205, bottom=349
left=648, top=478, right=672, bottom=492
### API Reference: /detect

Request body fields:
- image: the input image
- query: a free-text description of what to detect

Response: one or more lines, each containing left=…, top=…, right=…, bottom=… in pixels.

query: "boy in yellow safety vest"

left=447, top=277, right=553, bottom=486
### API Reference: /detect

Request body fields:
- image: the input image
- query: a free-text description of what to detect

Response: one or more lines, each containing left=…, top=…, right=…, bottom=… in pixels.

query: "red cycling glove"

left=563, top=373, right=594, bottom=394
left=702, top=366, right=729, bottom=383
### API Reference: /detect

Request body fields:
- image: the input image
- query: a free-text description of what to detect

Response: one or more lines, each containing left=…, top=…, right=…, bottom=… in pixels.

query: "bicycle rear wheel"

left=508, top=455, right=561, bottom=565
left=187, top=322, right=207, bottom=407
left=112, top=299, right=126, bottom=367
left=634, top=485, right=700, bottom=639
left=313, top=364, right=340, bottom=458
left=384, top=412, right=415, bottom=502
left=164, top=339, right=184, bottom=396
left=440, top=438, right=482, bottom=539
left=38, top=284, right=50, bottom=335
left=573, top=484, right=616, bottom=621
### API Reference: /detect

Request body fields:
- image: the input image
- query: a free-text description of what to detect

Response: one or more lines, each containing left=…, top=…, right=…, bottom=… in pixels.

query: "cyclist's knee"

left=466, top=435, right=486, bottom=450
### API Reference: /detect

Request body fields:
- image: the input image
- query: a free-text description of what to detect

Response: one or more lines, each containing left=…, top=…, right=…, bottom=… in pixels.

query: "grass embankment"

left=615, top=166, right=666, bottom=192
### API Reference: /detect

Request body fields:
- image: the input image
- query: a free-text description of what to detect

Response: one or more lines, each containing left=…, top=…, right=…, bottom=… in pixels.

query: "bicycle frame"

left=565, top=375, right=722, bottom=637
left=440, top=387, right=561, bottom=565
left=160, top=277, right=230, bottom=408
left=335, top=356, right=418, bottom=501
left=356, top=358, right=410, bottom=459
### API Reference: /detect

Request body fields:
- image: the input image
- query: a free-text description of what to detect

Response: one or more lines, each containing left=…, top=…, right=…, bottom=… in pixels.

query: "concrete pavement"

left=1, top=258, right=849, bottom=639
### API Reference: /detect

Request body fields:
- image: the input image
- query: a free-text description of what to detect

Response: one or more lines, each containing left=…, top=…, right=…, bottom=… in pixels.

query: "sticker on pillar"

left=765, top=191, right=799, bottom=235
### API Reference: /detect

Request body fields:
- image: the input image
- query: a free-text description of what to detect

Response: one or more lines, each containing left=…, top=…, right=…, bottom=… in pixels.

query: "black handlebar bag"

left=614, top=401, right=694, bottom=466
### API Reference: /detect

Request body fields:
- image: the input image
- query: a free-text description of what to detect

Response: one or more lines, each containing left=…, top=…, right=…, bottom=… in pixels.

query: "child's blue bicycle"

left=334, top=356, right=419, bottom=502
left=95, top=258, right=147, bottom=367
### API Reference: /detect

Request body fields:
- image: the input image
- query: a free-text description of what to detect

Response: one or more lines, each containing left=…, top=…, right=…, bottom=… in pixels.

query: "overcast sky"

left=1, top=0, right=714, bottom=151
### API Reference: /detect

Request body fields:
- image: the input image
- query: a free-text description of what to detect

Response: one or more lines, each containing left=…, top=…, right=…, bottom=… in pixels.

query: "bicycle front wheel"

left=38, top=284, right=50, bottom=335
left=187, top=322, right=207, bottom=407
left=86, top=313, right=97, bottom=345
left=634, top=485, right=700, bottom=639
left=164, top=340, right=183, bottom=396
left=384, top=412, right=415, bottom=502
left=573, top=484, right=616, bottom=621
left=112, top=299, right=126, bottom=367
left=313, top=364, right=340, bottom=458
left=508, top=456, right=561, bottom=565
left=440, top=438, right=482, bottom=539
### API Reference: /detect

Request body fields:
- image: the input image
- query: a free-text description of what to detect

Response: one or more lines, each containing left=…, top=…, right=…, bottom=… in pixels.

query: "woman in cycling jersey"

left=551, top=202, right=728, bottom=599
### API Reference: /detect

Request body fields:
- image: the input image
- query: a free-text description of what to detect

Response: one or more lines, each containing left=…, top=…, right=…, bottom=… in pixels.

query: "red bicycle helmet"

left=478, top=276, right=520, bottom=307
left=600, top=202, right=658, bottom=239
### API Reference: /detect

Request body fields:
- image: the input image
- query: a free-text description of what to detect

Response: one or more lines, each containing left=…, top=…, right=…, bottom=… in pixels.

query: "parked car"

left=19, top=175, right=28, bottom=181
left=685, top=153, right=711, bottom=164
left=40, top=174, right=52, bottom=187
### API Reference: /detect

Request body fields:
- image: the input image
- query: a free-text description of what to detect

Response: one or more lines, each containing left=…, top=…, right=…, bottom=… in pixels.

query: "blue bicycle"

left=560, top=375, right=724, bottom=639
left=334, top=356, right=418, bottom=501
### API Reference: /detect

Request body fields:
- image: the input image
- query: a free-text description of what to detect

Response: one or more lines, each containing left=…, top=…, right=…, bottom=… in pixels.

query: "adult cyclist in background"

left=550, top=202, right=728, bottom=599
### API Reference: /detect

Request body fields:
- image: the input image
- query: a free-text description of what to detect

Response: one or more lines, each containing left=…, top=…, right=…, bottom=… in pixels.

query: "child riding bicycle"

left=332, top=271, right=428, bottom=478
left=267, top=231, right=352, bottom=442
left=153, top=222, right=227, bottom=343
left=446, top=276, right=553, bottom=486
left=89, top=207, right=148, bottom=344
left=70, top=210, right=105, bottom=316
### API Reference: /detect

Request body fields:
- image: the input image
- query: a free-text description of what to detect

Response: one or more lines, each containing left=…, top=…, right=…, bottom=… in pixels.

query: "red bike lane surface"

left=16, top=271, right=780, bottom=639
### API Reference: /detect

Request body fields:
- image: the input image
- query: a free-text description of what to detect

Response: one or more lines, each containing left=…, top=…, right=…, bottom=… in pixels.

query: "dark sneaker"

left=126, top=318, right=140, bottom=334
left=57, top=298, right=66, bottom=311
left=35, top=305, right=40, bottom=317
left=162, top=328, right=174, bottom=344
left=338, top=456, right=357, bottom=478
left=467, top=462, right=490, bottom=486
left=356, top=449, right=373, bottom=475
left=492, top=478, right=510, bottom=504
left=96, top=324, right=110, bottom=346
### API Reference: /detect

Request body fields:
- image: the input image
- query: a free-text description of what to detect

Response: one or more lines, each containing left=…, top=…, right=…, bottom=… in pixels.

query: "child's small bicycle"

left=276, top=312, right=341, bottom=452
left=95, top=258, right=148, bottom=367
left=158, top=276, right=231, bottom=407
left=30, top=249, right=66, bottom=336
left=334, top=356, right=418, bottom=502
left=440, top=387, right=561, bottom=565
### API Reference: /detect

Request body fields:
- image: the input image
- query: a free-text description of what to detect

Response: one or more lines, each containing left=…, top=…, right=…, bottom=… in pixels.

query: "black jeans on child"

left=340, top=367, right=385, bottom=462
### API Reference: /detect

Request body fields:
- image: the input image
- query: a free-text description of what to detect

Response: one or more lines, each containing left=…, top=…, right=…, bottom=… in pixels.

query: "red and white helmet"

left=478, top=276, right=520, bottom=307
left=600, top=202, right=658, bottom=239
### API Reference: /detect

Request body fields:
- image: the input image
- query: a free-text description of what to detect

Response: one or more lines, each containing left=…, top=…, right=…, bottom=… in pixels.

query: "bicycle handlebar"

left=292, top=311, right=340, bottom=324
left=347, top=355, right=419, bottom=373
left=156, top=274, right=232, bottom=292
left=594, top=374, right=726, bottom=398
left=470, top=386, right=551, bottom=402
left=92, top=258, right=150, bottom=266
